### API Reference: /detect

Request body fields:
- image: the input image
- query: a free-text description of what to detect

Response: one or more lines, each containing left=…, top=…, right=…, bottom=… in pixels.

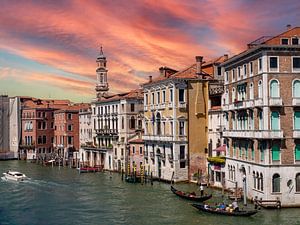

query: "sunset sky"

left=0, top=0, right=299, bottom=102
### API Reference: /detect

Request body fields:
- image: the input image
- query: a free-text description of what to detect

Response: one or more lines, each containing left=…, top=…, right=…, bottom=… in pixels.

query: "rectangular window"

left=152, top=93, right=155, bottom=104
left=157, top=92, right=160, bottom=104
left=292, top=37, right=299, bottom=45
left=67, top=124, right=73, bottom=131
left=68, top=113, right=72, bottom=120
left=225, top=72, right=228, bottom=82
left=130, top=103, right=135, bottom=112
left=293, top=57, right=300, bottom=71
left=169, top=89, right=173, bottom=102
left=132, top=146, right=135, bottom=154
left=238, top=67, right=241, bottom=78
left=67, top=136, right=73, bottom=145
left=162, top=91, right=166, bottom=103
left=258, top=58, right=262, bottom=71
left=281, top=38, right=289, bottom=45
left=269, top=57, right=278, bottom=70
left=139, top=147, right=143, bottom=155
left=179, top=146, right=185, bottom=168
left=179, top=89, right=184, bottom=102
left=179, top=121, right=185, bottom=135
left=145, top=94, right=148, bottom=105
left=250, top=62, right=253, bottom=75
left=217, top=67, right=222, bottom=76
left=243, top=64, right=247, bottom=77
left=42, top=135, right=46, bottom=144
left=232, top=69, right=235, bottom=81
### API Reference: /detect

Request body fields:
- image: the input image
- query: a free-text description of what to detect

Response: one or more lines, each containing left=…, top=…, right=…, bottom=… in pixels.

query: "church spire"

left=95, top=46, right=109, bottom=99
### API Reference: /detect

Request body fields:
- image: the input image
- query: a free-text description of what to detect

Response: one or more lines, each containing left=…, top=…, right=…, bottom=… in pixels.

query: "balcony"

left=178, top=102, right=187, bottom=109
left=150, top=105, right=155, bottom=111
left=223, top=130, right=284, bottom=139
left=255, top=130, right=284, bottom=139
left=269, top=97, right=283, bottom=106
left=142, top=135, right=173, bottom=142
left=254, top=98, right=263, bottom=107
left=144, top=105, right=148, bottom=111
left=292, top=98, right=300, bottom=106
left=222, top=104, right=229, bottom=111
left=159, top=103, right=166, bottom=110
left=168, top=102, right=173, bottom=108
left=293, top=130, right=300, bottom=138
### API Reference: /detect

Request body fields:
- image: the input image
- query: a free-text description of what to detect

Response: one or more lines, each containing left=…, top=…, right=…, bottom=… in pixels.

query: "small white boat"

left=2, top=171, right=27, bottom=181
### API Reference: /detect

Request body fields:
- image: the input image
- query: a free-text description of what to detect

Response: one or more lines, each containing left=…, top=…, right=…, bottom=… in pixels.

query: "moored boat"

left=2, top=171, right=27, bottom=181
left=170, top=186, right=212, bottom=202
left=191, top=203, right=258, bottom=217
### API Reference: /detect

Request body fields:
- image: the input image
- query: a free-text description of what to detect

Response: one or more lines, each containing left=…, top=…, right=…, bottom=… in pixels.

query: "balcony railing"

left=168, top=102, right=173, bottom=108
left=142, top=135, right=173, bottom=142
left=223, top=130, right=284, bottom=139
left=178, top=102, right=187, bottom=109
left=292, top=98, right=300, bottom=106
left=269, top=97, right=283, bottom=106
left=254, top=98, right=263, bottom=107
left=293, top=130, right=300, bottom=138
left=159, top=103, right=166, bottom=109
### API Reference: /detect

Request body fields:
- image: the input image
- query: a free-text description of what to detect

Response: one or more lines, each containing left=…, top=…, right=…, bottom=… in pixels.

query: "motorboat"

left=2, top=170, right=27, bottom=181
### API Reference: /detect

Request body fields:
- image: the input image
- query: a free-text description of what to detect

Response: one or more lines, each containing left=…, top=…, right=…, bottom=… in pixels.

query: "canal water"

left=0, top=161, right=299, bottom=225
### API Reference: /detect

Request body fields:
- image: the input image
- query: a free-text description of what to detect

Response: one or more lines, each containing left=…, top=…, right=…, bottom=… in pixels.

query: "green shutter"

left=251, top=144, right=255, bottom=160
left=270, top=80, right=279, bottom=98
left=295, top=144, right=300, bottom=160
left=271, top=111, right=280, bottom=130
left=294, top=80, right=300, bottom=97
left=272, top=144, right=280, bottom=161
left=295, top=111, right=300, bottom=130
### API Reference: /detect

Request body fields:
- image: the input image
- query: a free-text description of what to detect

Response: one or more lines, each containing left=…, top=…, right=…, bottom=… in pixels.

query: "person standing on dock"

left=200, top=184, right=204, bottom=196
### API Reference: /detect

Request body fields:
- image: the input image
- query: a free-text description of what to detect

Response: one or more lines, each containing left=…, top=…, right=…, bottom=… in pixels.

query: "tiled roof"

left=97, top=89, right=143, bottom=103
left=143, top=55, right=228, bottom=86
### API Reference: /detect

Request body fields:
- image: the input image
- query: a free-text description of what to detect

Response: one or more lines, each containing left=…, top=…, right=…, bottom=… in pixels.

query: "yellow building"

left=142, top=56, right=227, bottom=182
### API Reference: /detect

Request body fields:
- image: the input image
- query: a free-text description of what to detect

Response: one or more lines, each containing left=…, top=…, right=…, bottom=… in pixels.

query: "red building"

left=54, top=104, right=89, bottom=164
left=20, top=98, right=70, bottom=160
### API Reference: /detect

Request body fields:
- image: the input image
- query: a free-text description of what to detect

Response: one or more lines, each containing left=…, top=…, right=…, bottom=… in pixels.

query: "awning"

left=213, top=145, right=226, bottom=152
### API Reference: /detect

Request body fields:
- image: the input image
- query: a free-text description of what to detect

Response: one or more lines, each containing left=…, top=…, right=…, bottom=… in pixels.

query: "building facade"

left=222, top=27, right=300, bottom=206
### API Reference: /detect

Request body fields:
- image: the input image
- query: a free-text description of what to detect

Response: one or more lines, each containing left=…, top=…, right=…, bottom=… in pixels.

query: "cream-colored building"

left=142, top=56, right=227, bottom=182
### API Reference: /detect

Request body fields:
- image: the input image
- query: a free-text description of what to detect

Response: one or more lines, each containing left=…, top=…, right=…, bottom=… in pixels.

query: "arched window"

left=256, top=172, right=260, bottom=190
left=156, top=113, right=161, bottom=135
left=232, top=88, right=236, bottom=102
left=226, top=89, right=229, bottom=105
left=293, top=80, right=300, bottom=97
left=258, top=80, right=263, bottom=99
left=121, top=117, right=124, bottom=129
left=272, top=144, right=280, bottom=161
left=233, top=166, right=236, bottom=181
left=130, top=116, right=135, bottom=129
left=249, top=83, right=254, bottom=100
left=253, top=171, right=256, bottom=189
left=272, top=173, right=281, bottom=193
left=260, top=173, right=264, bottom=191
left=271, top=111, right=280, bottom=130
left=270, top=80, right=280, bottom=98
left=296, top=173, right=300, bottom=192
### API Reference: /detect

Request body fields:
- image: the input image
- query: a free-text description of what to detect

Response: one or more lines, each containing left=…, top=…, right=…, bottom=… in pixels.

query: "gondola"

left=191, top=203, right=258, bottom=217
left=170, top=186, right=212, bottom=202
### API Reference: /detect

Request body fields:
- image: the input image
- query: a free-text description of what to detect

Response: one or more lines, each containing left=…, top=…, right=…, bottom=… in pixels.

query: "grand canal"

left=0, top=161, right=299, bottom=225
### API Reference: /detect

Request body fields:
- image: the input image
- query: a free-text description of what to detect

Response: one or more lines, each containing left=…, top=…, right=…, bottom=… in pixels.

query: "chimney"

left=149, top=75, right=152, bottom=83
left=195, top=56, right=203, bottom=75
left=223, top=54, right=229, bottom=61
left=159, top=67, right=164, bottom=77
left=287, top=24, right=292, bottom=30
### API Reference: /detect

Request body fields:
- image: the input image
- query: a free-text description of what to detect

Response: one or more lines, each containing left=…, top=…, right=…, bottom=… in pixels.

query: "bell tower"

left=95, top=46, right=109, bottom=98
